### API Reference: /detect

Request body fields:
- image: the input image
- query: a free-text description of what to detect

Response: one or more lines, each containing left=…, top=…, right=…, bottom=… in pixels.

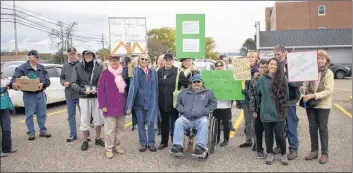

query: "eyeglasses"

left=140, top=58, right=148, bottom=61
left=192, top=81, right=201, bottom=84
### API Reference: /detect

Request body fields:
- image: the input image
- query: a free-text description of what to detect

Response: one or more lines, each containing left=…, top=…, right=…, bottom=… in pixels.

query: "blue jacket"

left=126, top=67, right=159, bottom=125
left=176, top=88, right=217, bottom=120
left=9, top=61, right=51, bottom=93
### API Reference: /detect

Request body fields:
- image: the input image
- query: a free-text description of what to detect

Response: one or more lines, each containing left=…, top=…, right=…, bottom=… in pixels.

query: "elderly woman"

left=126, top=54, right=159, bottom=152
left=302, top=50, right=334, bottom=164
left=97, top=55, right=128, bottom=159
left=179, top=58, right=199, bottom=89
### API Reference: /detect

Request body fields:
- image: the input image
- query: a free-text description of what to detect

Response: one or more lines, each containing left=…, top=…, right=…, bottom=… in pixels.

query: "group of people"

left=0, top=45, right=333, bottom=166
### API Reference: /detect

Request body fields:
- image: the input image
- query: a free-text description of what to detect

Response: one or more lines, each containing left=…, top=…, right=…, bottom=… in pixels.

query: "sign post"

left=176, top=14, right=205, bottom=59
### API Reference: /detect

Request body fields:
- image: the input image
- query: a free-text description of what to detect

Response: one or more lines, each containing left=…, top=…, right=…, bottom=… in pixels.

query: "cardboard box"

left=14, top=78, right=40, bottom=92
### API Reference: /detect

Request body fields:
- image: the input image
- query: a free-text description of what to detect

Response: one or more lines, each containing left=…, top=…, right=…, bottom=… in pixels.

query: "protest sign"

left=287, top=51, right=319, bottom=82
left=176, top=14, right=205, bottom=59
left=232, top=58, right=251, bottom=80
left=201, top=70, right=245, bottom=100
left=109, top=17, right=147, bottom=55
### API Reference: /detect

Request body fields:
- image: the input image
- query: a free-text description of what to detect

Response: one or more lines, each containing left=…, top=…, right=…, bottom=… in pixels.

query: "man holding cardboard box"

left=9, top=50, right=52, bottom=140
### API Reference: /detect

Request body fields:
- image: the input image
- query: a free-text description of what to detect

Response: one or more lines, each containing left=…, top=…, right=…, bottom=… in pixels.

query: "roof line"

left=259, top=45, right=352, bottom=50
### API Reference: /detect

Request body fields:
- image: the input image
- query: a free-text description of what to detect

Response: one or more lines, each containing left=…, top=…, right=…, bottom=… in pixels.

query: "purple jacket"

left=97, top=69, right=127, bottom=117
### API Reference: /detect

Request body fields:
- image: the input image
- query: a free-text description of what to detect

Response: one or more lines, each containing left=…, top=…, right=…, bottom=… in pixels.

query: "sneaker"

left=39, top=132, right=52, bottom=138
left=28, top=134, right=35, bottom=140
left=0, top=152, right=8, bottom=157
left=105, top=151, right=114, bottom=159
left=239, top=142, right=252, bottom=148
left=158, top=144, right=168, bottom=150
left=287, top=151, right=298, bottom=160
left=257, top=152, right=265, bottom=159
left=139, top=145, right=147, bottom=152
left=171, top=144, right=183, bottom=154
left=265, top=153, right=275, bottom=165
left=319, top=154, right=328, bottom=164
left=281, top=154, right=289, bottom=165
left=114, top=146, right=124, bottom=154
left=148, top=146, right=157, bottom=152
left=252, top=144, right=257, bottom=151
left=4, top=149, right=17, bottom=154
left=305, top=151, right=319, bottom=160
left=273, top=146, right=281, bottom=154
left=95, top=139, right=105, bottom=147
left=194, top=145, right=206, bottom=155
left=220, top=140, right=229, bottom=147
left=66, top=136, right=78, bottom=143
left=81, top=141, right=89, bottom=151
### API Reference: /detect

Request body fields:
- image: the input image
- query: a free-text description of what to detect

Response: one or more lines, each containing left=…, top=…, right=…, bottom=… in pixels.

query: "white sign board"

left=109, top=17, right=147, bottom=55
left=287, top=51, right=319, bottom=82
left=260, top=51, right=274, bottom=60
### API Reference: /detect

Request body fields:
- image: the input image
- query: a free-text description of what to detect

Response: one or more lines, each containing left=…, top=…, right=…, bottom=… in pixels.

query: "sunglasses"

left=140, top=58, right=148, bottom=61
left=215, top=65, right=223, bottom=67
left=192, top=81, right=201, bottom=84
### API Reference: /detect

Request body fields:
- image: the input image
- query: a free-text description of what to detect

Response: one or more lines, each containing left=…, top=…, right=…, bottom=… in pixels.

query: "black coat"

left=157, top=66, right=189, bottom=113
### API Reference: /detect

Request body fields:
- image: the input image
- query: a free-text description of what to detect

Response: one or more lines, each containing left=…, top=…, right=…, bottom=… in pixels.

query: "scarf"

left=307, top=66, right=328, bottom=94
left=108, top=65, right=126, bottom=93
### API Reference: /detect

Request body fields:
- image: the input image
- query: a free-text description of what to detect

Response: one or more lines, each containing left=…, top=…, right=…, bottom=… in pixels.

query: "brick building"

left=265, top=1, right=352, bottom=31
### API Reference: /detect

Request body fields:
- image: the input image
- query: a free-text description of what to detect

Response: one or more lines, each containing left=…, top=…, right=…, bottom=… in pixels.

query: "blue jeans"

left=23, top=92, right=47, bottom=135
left=135, top=109, right=155, bottom=146
left=66, top=99, right=79, bottom=138
left=287, top=105, right=299, bottom=152
left=0, top=109, right=12, bottom=152
left=173, top=116, right=209, bottom=150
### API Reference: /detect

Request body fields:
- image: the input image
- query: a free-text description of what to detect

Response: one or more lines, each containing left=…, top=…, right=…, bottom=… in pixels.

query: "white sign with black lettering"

left=287, top=51, right=319, bottom=82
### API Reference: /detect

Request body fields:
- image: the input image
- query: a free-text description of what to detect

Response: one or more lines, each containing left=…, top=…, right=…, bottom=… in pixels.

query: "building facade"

left=265, top=1, right=352, bottom=31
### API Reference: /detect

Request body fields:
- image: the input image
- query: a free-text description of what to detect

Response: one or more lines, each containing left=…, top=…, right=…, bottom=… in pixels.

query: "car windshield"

left=1, top=66, right=16, bottom=78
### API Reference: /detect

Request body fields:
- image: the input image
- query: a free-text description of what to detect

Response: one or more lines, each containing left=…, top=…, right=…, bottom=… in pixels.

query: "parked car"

left=328, top=63, right=352, bottom=79
left=1, top=63, right=66, bottom=107
left=194, top=59, right=216, bottom=64
left=1, top=61, right=26, bottom=67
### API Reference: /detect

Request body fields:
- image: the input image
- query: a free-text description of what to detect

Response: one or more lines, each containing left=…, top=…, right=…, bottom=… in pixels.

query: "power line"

left=1, top=2, right=109, bottom=39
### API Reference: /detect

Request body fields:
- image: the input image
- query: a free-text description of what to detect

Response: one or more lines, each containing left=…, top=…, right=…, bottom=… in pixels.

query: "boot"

left=319, top=154, right=328, bottom=164
left=305, top=151, right=319, bottom=160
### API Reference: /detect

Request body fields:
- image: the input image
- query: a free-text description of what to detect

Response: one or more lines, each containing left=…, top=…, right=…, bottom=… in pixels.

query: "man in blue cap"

left=170, top=74, right=217, bottom=156
left=9, top=50, right=51, bottom=140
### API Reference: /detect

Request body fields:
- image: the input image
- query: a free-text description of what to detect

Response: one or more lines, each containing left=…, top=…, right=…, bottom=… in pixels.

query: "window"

left=318, top=5, right=325, bottom=16
left=55, top=67, right=62, bottom=76
left=1, top=66, right=16, bottom=78
left=319, top=27, right=326, bottom=29
left=46, top=67, right=58, bottom=77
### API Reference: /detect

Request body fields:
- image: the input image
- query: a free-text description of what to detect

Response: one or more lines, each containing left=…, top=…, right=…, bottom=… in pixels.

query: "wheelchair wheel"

left=208, top=115, right=218, bottom=154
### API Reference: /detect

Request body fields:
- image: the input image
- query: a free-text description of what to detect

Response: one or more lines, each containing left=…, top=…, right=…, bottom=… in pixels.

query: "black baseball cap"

left=27, top=50, right=40, bottom=58
left=68, top=47, right=77, bottom=54
left=163, top=54, right=173, bottom=60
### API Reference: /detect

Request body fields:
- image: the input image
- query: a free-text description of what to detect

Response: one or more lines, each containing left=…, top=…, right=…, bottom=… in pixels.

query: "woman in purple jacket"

left=97, top=55, right=128, bottom=159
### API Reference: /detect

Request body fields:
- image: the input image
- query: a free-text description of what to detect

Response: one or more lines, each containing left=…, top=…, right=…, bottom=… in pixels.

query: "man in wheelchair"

left=170, top=74, right=217, bottom=156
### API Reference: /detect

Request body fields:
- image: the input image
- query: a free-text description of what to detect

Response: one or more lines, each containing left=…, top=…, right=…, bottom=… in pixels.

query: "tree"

left=147, top=27, right=176, bottom=56
left=206, top=37, right=219, bottom=60
left=97, top=48, right=109, bottom=61
left=147, top=38, right=168, bottom=63
left=240, top=38, right=256, bottom=56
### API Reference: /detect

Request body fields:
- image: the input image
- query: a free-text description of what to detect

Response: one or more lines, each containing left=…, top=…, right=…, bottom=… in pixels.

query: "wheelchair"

left=170, top=112, right=218, bottom=160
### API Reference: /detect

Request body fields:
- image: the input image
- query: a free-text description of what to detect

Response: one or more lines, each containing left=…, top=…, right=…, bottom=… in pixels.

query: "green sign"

left=176, top=14, right=205, bottom=59
left=201, top=70, right=245, bottom=100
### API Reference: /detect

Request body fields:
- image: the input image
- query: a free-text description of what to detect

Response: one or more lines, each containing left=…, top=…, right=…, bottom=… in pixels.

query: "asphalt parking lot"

left=1, top=79, right=352, bottom=172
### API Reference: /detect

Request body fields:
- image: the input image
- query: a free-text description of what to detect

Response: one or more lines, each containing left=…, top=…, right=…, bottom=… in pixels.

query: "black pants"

left=0, top=109, right=12, bottom=153
left=263, top=121, right=286, bottom=154
left=306, top=108, right=330, bottom=155
left=160, top=110, right=178, bottom=145
left=254, top=115, right=264, bottom=152
left=214, top=108, right=231, bottom=142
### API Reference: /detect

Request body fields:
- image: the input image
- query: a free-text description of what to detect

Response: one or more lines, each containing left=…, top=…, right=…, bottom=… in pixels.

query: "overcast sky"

left=1, top=1, right=275, bottom=54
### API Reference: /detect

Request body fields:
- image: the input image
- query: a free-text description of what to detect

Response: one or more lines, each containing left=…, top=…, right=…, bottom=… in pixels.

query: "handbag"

left=173, top=68, right=181, bottom=108
left=299, top=96, right=318, bottom=109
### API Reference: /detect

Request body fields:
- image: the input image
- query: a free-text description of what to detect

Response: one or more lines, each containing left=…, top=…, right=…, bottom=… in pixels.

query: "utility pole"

left=13, top=1, right=18, bottom=56
left=101, top=33, right=104, bottom=49
left=59, top=21, right=64, bottom=64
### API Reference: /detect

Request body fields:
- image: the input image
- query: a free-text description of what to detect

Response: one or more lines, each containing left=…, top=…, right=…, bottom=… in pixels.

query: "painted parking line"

left=19, top=109, right=68, bottom=123
left=349, top=96, right=352, bottom=100
left=334, top=104, right=352, bottom=118
left=230, top=110, right=244, bottom=138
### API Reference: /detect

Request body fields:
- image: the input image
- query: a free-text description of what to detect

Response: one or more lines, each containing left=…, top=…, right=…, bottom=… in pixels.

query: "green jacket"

left=256, top=74, right=289, bottom=123
left=0, top=87, right=14, bottom=110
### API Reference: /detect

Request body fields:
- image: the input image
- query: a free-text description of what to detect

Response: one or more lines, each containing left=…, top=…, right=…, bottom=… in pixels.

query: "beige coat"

left=303, top=69, right=334, bottom=109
